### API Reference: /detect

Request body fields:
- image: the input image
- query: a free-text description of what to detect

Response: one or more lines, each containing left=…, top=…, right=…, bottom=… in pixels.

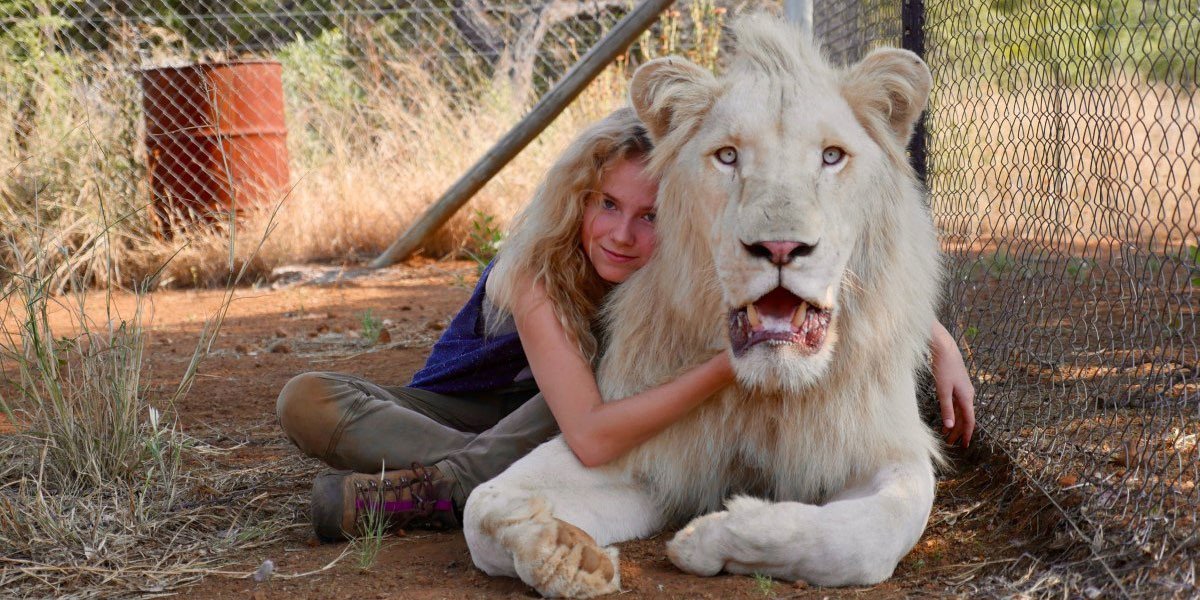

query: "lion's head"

left=630, top=15, right=936, bottom=393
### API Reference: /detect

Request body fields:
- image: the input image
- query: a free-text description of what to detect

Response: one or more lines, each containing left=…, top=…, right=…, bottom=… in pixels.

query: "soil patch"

left=17, top=259, right=1031, bottom=598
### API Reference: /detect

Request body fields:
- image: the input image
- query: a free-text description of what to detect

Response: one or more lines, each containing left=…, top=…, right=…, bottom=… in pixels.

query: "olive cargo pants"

left=276, top=371, right=557, bottom=508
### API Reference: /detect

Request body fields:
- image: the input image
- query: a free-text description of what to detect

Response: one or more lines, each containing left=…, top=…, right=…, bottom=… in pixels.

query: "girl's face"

left=581, top=156, right=658, bottom=284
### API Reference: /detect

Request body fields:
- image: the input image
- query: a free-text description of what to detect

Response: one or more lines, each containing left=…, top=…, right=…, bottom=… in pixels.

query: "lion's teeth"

left=792, top=301, right=808, bottom=328
left=746, top=304, right=762, bottom=329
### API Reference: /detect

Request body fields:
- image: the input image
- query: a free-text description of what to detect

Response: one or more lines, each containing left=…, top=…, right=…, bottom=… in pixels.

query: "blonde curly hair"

left=486, top=107, right=653, bottom=362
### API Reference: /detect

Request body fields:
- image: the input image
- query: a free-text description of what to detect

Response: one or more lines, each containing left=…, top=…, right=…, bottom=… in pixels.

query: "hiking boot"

left=310, top=463, right=459, bottom=543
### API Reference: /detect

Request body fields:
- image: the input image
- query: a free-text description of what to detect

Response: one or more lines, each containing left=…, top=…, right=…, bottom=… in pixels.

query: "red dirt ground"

left=44, top=259, right=1026, bottom=599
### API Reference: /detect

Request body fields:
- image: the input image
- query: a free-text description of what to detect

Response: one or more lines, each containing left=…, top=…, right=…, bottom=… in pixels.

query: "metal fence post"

left=784, top=0, right=813, bottom=36
left=901, top=0, right=927, bottom=184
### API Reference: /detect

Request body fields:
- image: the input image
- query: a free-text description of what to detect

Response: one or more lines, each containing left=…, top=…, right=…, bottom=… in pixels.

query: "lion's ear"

left=842, top=48, right=932, bottom=146
left=630, top=56, right=719, bottom=141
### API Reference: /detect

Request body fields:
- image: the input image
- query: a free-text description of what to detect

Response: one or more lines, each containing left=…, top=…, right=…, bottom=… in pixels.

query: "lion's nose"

left=743, top=240, right=818, bottom=266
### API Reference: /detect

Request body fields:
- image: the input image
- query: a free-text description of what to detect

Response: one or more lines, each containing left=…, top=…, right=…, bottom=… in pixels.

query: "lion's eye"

left=822, top=147, right=846, bottom=166
left=715, top=147, right=738, bottom=166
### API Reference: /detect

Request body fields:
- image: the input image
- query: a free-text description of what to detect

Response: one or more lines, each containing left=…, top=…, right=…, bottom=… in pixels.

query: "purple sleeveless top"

left=408, top=262, right=532, bottom=395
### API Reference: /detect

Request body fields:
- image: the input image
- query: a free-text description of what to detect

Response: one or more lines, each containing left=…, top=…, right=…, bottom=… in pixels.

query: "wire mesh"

left=2, top=0, right=743, bottom=290
left=821, top=0, right=1199, bottom=596
left=1, top=0, right=639, bottom=230
left=5, top=1, right=637, bottom=103
left=5, top=0, right=1196, bottom=596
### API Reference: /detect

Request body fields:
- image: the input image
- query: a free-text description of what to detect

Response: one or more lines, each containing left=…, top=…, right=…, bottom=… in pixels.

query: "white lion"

left=463, top=14, right=944, bottom=598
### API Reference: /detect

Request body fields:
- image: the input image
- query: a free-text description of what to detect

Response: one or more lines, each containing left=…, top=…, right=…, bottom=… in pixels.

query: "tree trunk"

left=453, top=0, right=627, bottom=107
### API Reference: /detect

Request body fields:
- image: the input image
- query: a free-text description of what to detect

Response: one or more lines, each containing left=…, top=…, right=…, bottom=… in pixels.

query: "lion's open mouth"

left=728, top=287, right=832, bottom=357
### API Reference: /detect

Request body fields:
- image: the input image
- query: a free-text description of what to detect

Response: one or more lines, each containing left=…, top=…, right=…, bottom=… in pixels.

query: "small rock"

left=274, top=328, right=288, bottom=338
left=400, top=305, right=412, bottom=311
left=234, top=344, right=250, bottom=354
left=792, top=580, right=809, bottom=589
left=427, top=320, right=445, bottom=332
left=1058, top=474, right=1078, bottom=487
left=252, top=558, right=275, bottom=583
left=377, top=328, right=392, bottom=344
left=269, top=342, right=291, bottom=354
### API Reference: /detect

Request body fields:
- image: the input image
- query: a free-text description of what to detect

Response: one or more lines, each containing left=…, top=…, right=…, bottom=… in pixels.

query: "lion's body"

left=600, top=11, right=941, bottom=524
left=464, top=15, right=946, bottom=597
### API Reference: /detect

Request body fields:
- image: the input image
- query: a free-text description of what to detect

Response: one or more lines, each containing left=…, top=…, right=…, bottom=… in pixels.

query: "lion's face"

left=720, top=85, right=870, bottom=386
left=691, top=73, right=889, bottom=388
left=632, top=21, right=931, bottom=392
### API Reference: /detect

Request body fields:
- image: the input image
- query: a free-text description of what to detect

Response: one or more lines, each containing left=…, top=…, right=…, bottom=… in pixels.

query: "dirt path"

left=117, top=260, right=1017, bottom=599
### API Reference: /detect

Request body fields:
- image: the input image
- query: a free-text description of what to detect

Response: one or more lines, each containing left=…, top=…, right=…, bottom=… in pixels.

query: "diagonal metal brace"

left=370, top=0, right=675, bottom=269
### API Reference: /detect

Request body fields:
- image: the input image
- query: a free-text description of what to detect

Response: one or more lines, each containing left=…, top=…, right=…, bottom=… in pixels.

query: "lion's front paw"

left=667, top=511, right=729, bottom=576
left=514, top=518, right=620, bottom=598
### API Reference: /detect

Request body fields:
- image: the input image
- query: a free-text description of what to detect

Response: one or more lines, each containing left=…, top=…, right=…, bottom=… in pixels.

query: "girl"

left=276, top=108, right=975, bottom=542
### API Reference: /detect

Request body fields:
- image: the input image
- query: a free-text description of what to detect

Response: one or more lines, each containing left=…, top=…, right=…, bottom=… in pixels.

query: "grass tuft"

left=752, top=572, right=775, bottom=597
left=350, top=468, right=392, bottom=571
left=463, top=210, right=505, bottom=275
left=359, top=309, right=384, bottom=345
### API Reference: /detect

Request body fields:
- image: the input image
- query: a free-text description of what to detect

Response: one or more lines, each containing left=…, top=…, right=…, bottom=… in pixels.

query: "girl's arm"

left=930, top=321, right=976, bottom=447
left=512, top=280, right=734, bottom=468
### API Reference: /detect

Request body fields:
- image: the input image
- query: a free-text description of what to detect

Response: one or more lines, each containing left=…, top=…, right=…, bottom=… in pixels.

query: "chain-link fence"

left=2, top=1, right=735, bottom=289
left=820, top=0, right=1199, bottom=596
left=4, top=0, right=1197, bottom=596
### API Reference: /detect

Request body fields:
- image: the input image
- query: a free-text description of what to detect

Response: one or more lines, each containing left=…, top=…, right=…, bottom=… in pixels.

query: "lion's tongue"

left=751, top=288, right=803, bottom=331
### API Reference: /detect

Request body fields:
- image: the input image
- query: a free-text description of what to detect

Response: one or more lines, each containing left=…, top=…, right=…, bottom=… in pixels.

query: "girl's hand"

left=931, top=322, right=975, bottom=447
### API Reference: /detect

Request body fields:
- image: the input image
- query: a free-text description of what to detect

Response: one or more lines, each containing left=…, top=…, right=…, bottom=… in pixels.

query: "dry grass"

left=0, top=20, right=643, bottom=292
left=0, top=32, right=335, bottom=587
left=0, top=242, right=318, bottom=599
left=0, top=121, right=314, bottom=591
left=0, top=436, right=322, bottom=599
left=0, top=5, right=732, bottom=292
left=155, top=70, right=630, bottom=289
left=0, top=157, right=338, bottom=597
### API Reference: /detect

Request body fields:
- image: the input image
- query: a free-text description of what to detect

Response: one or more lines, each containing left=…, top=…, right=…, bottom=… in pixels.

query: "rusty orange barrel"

left=140, top=60, right=289, bottom=235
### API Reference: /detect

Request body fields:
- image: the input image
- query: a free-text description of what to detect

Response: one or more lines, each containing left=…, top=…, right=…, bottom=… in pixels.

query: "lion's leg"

left=464, top=437, right=663, bottom=598
left=667, top=458, right=935, bottom=587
